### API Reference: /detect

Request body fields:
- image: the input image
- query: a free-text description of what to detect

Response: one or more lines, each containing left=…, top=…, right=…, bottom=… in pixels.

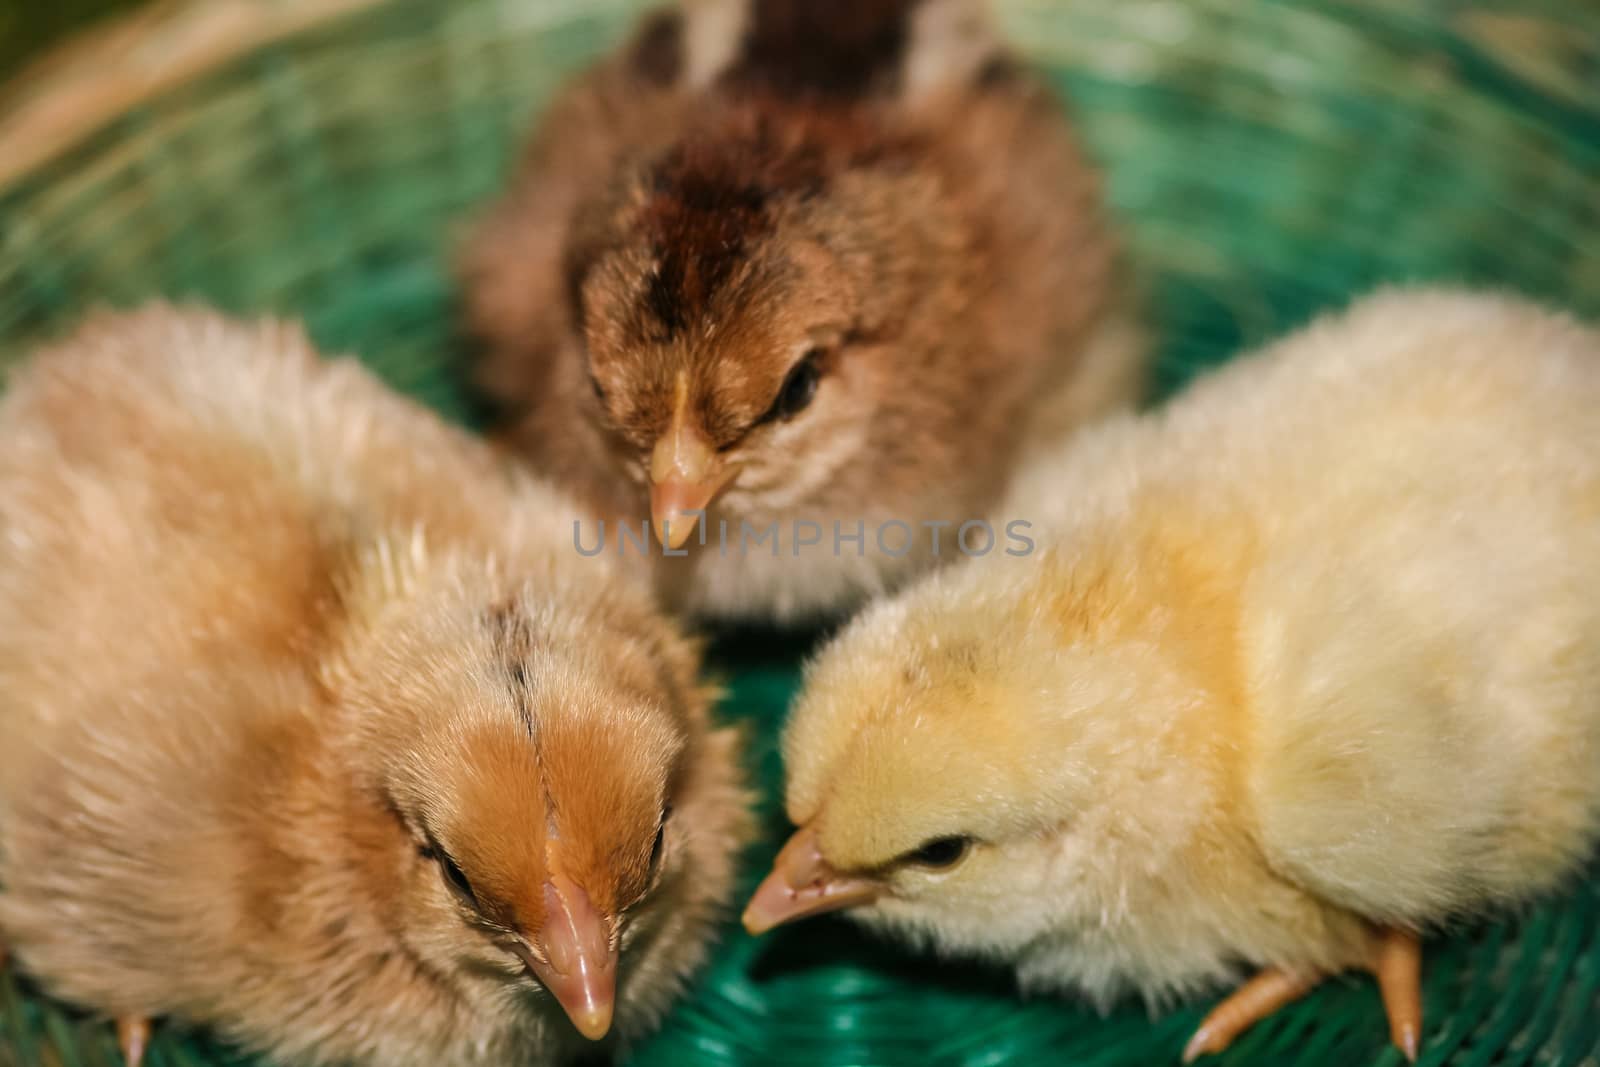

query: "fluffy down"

left=754, top=288, right=1600, bottom=1058
left=0, top=307, right=752, bottom=1067
left=462, top=0, right=1147, bottom=622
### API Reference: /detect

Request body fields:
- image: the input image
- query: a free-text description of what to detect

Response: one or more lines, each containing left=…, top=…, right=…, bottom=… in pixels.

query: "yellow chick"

left=743, top=288, right=1600, bottom=1062
left=0, top=308, right=751, bottom=1067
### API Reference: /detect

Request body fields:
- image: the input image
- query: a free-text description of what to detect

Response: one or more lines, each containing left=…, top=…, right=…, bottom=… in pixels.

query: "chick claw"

left=117, top=1015, right=152, bottom=1067
left=1182, top=968, right=1318, bottom=1063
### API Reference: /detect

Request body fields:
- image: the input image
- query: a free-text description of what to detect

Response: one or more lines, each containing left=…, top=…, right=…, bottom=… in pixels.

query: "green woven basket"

left=1, top=1, right=1598, bottom=1065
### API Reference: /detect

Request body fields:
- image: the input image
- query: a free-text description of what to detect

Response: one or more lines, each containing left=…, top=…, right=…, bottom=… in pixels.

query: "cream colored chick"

left=744, top=288, right=1600, bottom=1062
left=0, top=308, right=751, bottom=1067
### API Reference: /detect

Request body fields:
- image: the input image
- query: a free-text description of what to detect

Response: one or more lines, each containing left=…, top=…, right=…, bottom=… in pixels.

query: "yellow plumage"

left=754, top=288, right=1600, bottom=1060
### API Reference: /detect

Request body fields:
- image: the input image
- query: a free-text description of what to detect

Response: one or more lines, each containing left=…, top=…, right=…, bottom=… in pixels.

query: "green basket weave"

left=1, top=1, right=1598, bottom=1065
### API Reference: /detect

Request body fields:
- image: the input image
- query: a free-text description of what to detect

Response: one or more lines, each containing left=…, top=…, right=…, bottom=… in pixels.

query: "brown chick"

left=0, top=308, right=751, bottom=1067
left=462, top=0, right=1146, bottom=623
left=742, top=289, right=1600, bottom=1061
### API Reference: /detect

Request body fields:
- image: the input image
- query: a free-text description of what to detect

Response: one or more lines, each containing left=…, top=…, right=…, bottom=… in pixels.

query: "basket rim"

left=0, top=0, right=386, bottom=191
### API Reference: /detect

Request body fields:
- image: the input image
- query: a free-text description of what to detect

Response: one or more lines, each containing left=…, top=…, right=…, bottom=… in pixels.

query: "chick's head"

left=567, top=102, right=953, bottom=548
left=335, top=560, right=714, bottom=1041
left=745, top=558, right=1227, bottom=962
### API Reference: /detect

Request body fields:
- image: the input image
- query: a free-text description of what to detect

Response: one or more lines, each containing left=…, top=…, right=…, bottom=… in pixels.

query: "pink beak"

left=522, top=875, right=618, bottom=1040
left=649, top=371, right=737, bottom=550
left=742, top=825, right=881, bottom=935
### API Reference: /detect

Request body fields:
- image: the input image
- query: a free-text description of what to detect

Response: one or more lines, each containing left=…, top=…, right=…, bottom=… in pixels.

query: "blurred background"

left=2, top=1, right=131, bottom=78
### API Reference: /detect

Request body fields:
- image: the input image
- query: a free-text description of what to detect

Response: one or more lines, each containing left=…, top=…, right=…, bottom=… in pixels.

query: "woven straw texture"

left=1, top=1, right=1598, bottom=1065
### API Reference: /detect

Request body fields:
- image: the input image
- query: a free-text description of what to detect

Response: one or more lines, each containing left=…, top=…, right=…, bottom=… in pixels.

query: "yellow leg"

left=1182, top=968, right=1319, bottom=1063
left=117, top=1016, right=151, bottom=1067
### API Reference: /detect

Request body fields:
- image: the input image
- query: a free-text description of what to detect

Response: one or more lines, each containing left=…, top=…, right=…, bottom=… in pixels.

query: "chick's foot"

left=116, top=1015, right=151, bottom=1067
left=1181, top=927, right=1422, bottom=1064
left=1182, top=968, right=1318, bottom=1063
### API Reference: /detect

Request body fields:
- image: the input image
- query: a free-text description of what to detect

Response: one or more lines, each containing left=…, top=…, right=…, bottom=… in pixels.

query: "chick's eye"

left=763, top=350, right=822, bottom=424
left=649, top=805, right=672, bottom=872
left=903, top=835, right=972, bottom=870
left=425, top=845, right=478, bottom=906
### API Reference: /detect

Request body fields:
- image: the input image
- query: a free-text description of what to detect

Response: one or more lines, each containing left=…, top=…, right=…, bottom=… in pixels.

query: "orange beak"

left=741, top=825, right=881, bottom=935
left=650, top=372, right=737, bottom=551
left=525, top=874, right=618, bottom=1040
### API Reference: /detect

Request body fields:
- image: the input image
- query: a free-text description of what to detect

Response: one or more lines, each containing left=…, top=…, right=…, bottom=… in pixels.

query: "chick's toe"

left=1183, top=969, right=1318, bottom=1063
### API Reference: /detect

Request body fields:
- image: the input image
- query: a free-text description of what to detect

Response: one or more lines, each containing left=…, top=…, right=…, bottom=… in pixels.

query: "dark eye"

left=902, top=835, right=972, bottom=870
left=587, top=370, right=607, bottom=406
left=424, top=844, right=478, bottom=907
left=649, top=805, right=672, bottom=872
left=761, top=350, right=822, bottom=424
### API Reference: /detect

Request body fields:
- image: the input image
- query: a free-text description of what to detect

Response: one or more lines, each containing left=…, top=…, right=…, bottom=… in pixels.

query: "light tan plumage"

left=745, top=288, right=1600, bottom=1061
left=462, top=0, right=1146, bottom=622
left=0, top=308, right=752, bottom=1067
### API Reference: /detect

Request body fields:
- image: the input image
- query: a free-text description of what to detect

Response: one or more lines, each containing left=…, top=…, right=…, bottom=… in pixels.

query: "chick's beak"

left=526, top=875, right=618, bottom=1040
left=742, top=825, right=881, bottom=935
left=649, top=373, right=736, bottom=550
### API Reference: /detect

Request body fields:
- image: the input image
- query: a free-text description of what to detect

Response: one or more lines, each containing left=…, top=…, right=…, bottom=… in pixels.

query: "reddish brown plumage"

left=726, top=0, right=918, bottom=98
left=462, top=0, right=1148, bottom=621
